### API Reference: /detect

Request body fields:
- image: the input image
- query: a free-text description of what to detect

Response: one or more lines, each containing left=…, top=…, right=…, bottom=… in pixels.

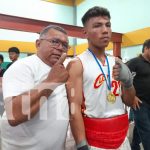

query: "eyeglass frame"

left=40, top=38, right=70, bottom=51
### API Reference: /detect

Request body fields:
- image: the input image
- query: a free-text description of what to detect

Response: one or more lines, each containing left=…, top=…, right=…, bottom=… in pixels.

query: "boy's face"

left=84, top=16, right=112, bottom=49
left=9, top=52, right=19, bottom=62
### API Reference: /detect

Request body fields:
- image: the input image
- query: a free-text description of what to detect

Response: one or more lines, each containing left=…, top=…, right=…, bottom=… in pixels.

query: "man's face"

left=0, top=59, right=3, bottom=65
left=84, top=16, right=112, bottom=49
left=145, top=47, right=150, bottom=61
left=9, top=52, right=19, bottom=62
left=36, top=29, right=69, bottom=66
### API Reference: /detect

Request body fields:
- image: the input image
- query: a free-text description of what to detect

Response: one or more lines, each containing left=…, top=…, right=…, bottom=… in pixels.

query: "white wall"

left=0, top=0, right=73, bottom=25
left=0, top=29, right=39, bottom=42
left=121, top=45, right=142, bottom=62
left=0, top=0, right=74, bottom=45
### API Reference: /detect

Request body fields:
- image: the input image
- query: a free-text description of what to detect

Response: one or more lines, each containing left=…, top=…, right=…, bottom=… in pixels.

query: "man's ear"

left=35, top=39, right=40, bottom=49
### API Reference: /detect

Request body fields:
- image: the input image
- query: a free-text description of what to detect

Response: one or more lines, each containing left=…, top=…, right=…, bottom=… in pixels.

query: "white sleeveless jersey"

left=78, top=50, right=125, bottom=118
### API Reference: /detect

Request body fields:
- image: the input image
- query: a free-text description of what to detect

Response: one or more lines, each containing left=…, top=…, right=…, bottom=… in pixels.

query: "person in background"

left=0, top=54, right=5, bottom=115
left=6, top=47, right=20, bottom=69
left=66, top=6, right=135, bottom=150
left=130, top=125, right=141, bottom=150
left=0, top=54, right=5, bottom=77
left=1, top=25, right=69, bottom=150
left=127, top=39, right=150, bottom=150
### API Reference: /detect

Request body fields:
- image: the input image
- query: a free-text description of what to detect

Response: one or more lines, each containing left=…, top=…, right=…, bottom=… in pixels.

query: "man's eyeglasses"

left=40, top=38, right=70, bottom=51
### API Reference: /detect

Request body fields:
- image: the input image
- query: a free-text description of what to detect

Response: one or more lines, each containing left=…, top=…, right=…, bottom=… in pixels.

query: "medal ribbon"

left=88, top=49, right=111, bottom=91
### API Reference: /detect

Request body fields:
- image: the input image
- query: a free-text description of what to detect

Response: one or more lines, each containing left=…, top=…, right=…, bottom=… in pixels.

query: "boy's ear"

left=82, top=28, right=88, bottom=38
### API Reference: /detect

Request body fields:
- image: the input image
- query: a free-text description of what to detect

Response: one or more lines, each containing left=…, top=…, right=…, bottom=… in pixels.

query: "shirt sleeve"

left=2, top=61, right=34, bottom=100
left=126, top=58, right=137, bottom=72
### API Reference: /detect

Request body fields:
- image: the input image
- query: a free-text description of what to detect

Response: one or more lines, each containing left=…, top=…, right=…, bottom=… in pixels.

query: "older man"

left=1, top=25, right=70, bottom=150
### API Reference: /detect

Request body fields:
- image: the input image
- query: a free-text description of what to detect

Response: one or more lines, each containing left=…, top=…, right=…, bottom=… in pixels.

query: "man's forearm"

left=122, top=85, right=135, bottom=106
left=5, top=82, right=55, bottom=126
left=70, top=110, right=87, bottom=144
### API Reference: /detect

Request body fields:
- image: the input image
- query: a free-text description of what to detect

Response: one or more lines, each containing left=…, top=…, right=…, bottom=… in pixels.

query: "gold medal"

left=107, top=92, right=116, bottom=104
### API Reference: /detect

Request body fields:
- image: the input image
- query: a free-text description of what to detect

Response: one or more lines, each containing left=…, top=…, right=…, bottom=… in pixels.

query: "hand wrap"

left=115, top=58, right=133, bottom=89
left=76, top=140, right=89, bottom=150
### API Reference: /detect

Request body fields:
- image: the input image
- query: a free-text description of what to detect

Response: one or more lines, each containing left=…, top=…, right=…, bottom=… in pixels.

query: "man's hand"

left=45, top=53, right=69, bottom=86
left=132, top=96, right=142, bottom=110
left=113, top=57, right=133, bottom=89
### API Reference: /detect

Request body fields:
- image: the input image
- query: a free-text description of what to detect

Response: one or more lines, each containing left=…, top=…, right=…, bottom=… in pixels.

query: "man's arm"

left=66, top=59, right=88, bottom=149
left=5, top=82, right=53, bottom=126
left=121, top=85, right=135, bottom=106
left=4, top=54, right=68, bottom=126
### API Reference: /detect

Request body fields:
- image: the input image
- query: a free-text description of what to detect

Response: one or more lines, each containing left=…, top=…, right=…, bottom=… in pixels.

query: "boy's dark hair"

left=82, top=6, right=111, bottom=26
left=8, top=47, right=20, bottom=54
left=142, top=39, right=150, bottom=53
left=0, top=54, right=4, bottom=62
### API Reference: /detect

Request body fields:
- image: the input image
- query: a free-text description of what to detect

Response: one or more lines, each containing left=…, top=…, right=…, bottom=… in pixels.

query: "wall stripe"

left=0, top=40, right=74, bottom=55
left=0, top=27, right=149, bottom=55
left=75, top=0, right=84, bottom=6
left=42, top=0, right=84, bottom=6
left=0, top=40, right=37, bottom=53
left=122, top=27, right=150, bottom=47
left=75, top=27, right=150, bottom=53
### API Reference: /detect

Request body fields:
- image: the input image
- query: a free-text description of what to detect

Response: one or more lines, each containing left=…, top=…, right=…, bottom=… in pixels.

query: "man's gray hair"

left=39, top=25, right=67, bottom=38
